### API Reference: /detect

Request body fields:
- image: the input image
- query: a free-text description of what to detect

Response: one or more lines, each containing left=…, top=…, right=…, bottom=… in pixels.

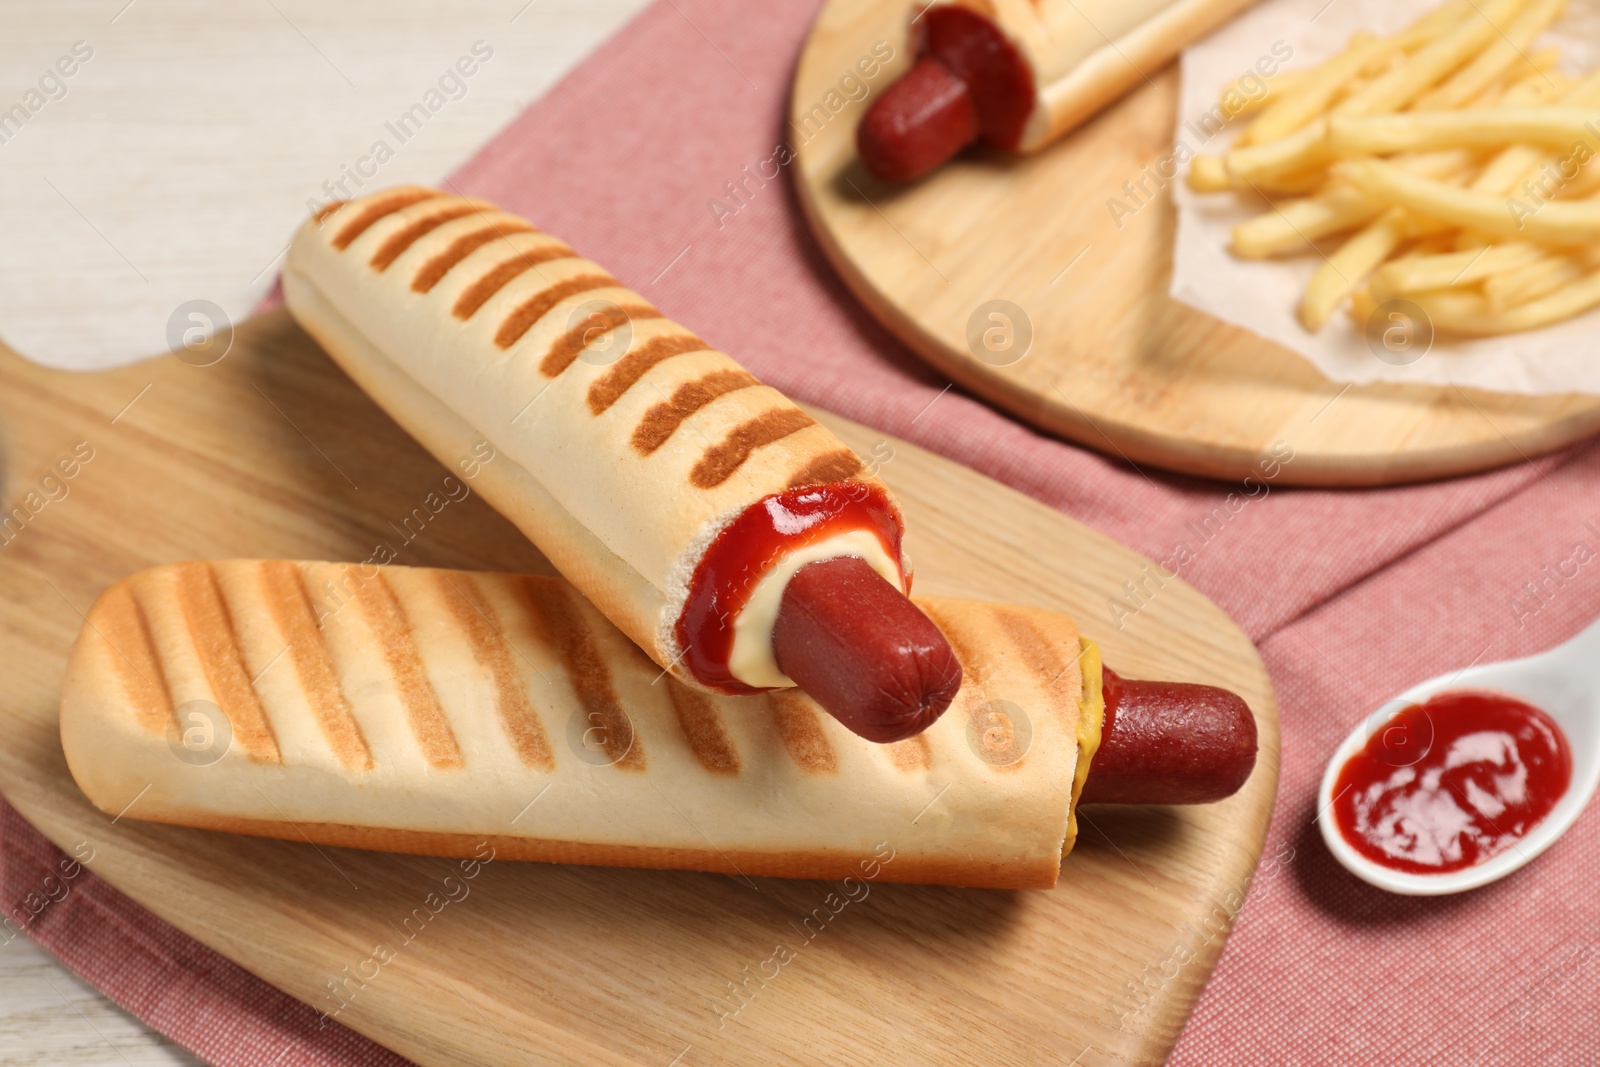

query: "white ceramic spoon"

left=1318, top=618, right=1600, bottom=895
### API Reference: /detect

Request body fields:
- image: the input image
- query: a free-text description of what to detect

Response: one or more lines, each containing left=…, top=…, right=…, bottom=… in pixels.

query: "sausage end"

left=773, top=556, right=962, bottom=743
left=1079, top=668, right=1259, bottom=805
left=857, top=56, right=979, bottom=183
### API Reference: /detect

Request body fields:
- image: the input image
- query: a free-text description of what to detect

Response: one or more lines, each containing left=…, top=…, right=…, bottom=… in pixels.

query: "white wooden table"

left=0, top=938, right=199, bottom=1065
left=0, top=0, right=652, bottom=371
left=0, top=0, right=647, bottom=1060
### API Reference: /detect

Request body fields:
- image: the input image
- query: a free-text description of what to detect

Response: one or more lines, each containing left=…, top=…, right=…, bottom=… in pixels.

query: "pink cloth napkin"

left=10, top=0, right=1599, bottom=1062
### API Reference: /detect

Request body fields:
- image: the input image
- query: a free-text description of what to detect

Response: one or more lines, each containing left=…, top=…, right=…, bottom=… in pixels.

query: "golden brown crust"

left=768, top=692, right=839, bottom=774
left=434, top=571, right=555, bottom=770
left=992, top=606, right=1080, bottom=731
left=257, top=560, right=371, bottom=772
left=497, top=274, right=624, bottom=349
left=788, top=448, right=865, bottom=489
left=886, top=733, right=932, bottom=770
left=631, top=369, right=761, bottom=455
left=413, top=221, right=537, bottom=293
left=172, top=562, right=280, bottom=763
left=516, top=577, right=646, bottom=772
left=331, top=187, right=439, bottom=250
left=665, top=686, right=741, bottom=775
left=280, top=269, right=681, bottom=674
left=451, top=242, right=576, bottom=318
left=116, top=809, right=1059, bottom=890
left=691, top=408, right=817, bottom=489
left=97, top=582, right=171, bottom=733
left=542, top=304, right=662, bottom=377
left=351, top=572, right=463, bottom=769
left=588, top=335, right=712, bottom=415
left=370, top=202, right=490, bottom=271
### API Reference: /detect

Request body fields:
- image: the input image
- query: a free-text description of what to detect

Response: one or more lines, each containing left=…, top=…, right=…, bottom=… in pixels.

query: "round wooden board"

left=792, top=0, right=1600, bottom=487
left=0, top=310, right=1276, bottom=1067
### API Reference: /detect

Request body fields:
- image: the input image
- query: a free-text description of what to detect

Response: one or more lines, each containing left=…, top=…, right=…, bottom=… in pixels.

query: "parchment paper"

left=1171, top=0, right=1600, bottom=394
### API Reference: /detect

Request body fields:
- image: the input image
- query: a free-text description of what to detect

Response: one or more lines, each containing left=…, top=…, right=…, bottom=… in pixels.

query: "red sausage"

left=857, top=57, right=979, bottom=184
left=857, top=6, right=1036, bottom=182
left=773, top=556, right=962, bottom=743
left=1079, top=667, right=1258, bottom=805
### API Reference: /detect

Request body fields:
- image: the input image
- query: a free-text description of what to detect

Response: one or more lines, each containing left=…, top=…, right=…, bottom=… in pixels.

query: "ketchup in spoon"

left=1332, top=690, right=1572, bottom=875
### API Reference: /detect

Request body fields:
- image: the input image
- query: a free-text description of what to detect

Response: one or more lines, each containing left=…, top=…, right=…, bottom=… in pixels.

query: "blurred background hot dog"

left=859, top=0, right=1266, bottom=181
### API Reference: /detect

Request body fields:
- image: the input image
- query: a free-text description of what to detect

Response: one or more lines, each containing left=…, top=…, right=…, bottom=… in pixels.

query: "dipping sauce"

left=1332, top=690, right=1572, bottom=875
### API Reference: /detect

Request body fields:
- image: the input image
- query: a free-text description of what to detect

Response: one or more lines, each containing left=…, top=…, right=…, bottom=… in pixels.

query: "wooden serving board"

left=0, top=309, right=1278, bottom=1067
left=793, top=0, right=1600, bottom=487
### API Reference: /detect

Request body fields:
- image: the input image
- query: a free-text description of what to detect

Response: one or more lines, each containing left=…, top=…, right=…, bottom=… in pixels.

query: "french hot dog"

left=282, top=188, right=959, bottom=743
left=59, top=561, right=1257, bottom=889
left=858, top=0, right=1264, bottom=182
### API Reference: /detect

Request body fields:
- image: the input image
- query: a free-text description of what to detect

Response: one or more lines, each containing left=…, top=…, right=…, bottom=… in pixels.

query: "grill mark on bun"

left=631, top=369, right=759, bottom=454
left=412, top=221, right=537, bottom=293
left=370, top=203, right=488, bottom=272
left=665, top=684, right=740, bottom=774
left=585, top=333, right=710, bottom=414
left=98, top=581, right=173, bottom=733
left=919, top=603, right=982, bottom=684
left=517, top=577, right=645, bottom=771
left=172, top=562, right=281, bottom=763
left=887, top=734, right=932, bottom=770
left=538, top=303, right=663, bottom=377
left=767, top=692, right=837, bottom=773
left=992, top=608, right=1066, bottom=685
left=256, top=561, right=372, bottom=772
left=495, top=273, right=625, bottom=350
left=787, top=449, right=864, bottom=489
left=992, top=607, right=1079, bottom=729
left=918, top=601, right=990, bottom=723
left=690, top=408, right=816, bottom=489
left=436, top=572, right=555, bottom=770
left=451, top=243, right=578, bottom=319
left=313, top=200, right=347, bottom=223
left=352, top=570, right=464, bottom=769
left=332, top=188, right=440, bottom=251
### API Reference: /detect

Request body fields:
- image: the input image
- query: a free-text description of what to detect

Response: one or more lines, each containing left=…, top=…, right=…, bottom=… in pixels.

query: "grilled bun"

left=61, top=561, right=1103, bottom=889
left=283, top=188, right=906, bottom=693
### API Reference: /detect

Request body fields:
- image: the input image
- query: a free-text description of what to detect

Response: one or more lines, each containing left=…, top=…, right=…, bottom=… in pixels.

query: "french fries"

left=1326, top=108, right=1600, bottom=155
left=1240, top=3, right=1473, bottom=144
left=1407, top=268, right=1600, bottom=333
left=1369, top=243, right=1543, bottom=300
left=1411, top=0, right=1563, bottom=109
left=1231, top=185, right=1384, bottom=257
left=1334, top=158, right=1600, bottom=242
left=1190, top=0, right=1600, bottom=337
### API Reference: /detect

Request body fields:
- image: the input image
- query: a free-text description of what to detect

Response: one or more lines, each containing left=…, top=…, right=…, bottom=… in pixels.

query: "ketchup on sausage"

left=857, top=6, right=1035, bottom=182
left=678, top=483, right=962, bottom=743
left=676, top=483, right=906, bottom=694
left=1331, top=690, right=1572, bottom=875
